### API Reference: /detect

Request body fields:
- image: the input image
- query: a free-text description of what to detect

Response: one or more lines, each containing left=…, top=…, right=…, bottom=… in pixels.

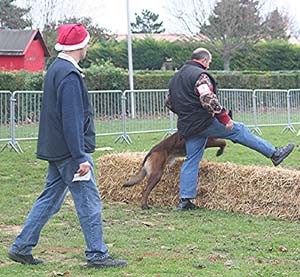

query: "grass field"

left=1, top=127, right=300, bottom=276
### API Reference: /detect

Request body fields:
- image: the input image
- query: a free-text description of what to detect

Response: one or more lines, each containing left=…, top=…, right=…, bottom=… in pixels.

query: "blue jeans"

left=179, top=119, right=276, bottom=199
left=10, top=154, right=108, bottom=262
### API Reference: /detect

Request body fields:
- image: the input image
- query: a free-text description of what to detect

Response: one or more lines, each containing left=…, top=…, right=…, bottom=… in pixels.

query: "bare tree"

left=15, top=0, right=107, bottom=32
left=16, top=0, right=78, bottom=29
left=166, top=0, right=214, bottom=34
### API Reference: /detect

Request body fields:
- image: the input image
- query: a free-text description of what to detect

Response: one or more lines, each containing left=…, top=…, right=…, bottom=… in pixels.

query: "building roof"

left=114, top=33, right=208, bottom=42
left=0, top=29, right=50, bottom=56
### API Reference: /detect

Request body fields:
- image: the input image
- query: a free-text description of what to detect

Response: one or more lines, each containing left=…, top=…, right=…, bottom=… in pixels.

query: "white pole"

left=126, top=0, right=135, bottom=118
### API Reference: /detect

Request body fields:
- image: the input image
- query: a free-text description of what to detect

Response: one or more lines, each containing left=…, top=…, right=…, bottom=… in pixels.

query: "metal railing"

left=287, top=89, right=300, bottom=129
left=0, top=90, right=11, bottom=142
left=218, top=89, right=254, bottom=127
left=252, top=89, right=292, bottom=135
left=12, top=91, right=43, bottom=141
left=89, top=90, right=123, bottom=137
left=1, top=88, right=299, bottom=153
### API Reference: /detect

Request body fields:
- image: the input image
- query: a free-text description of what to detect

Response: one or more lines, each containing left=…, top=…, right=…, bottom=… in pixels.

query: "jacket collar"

left=185, top=59, right=207, bottom=70
left=57, top=52, right=83, bottom=73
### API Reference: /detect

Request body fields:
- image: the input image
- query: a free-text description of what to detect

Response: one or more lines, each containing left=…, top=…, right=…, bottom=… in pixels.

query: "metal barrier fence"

left=287, top=89, right=300, bottom=136
left=0, top=91, right=11, bottom=143
left=13, top=91, right=43, bottom=141
left=252, top=89, right=291, bottom=135
left=218, top=89, right=254, bottom=127
left=1, top=89, right=299, bottom=153
left=288, top=89, right=300, bottom=128
left=89, top=90, right=123, bottom=137
left=114, top=89, right=174, bottom=143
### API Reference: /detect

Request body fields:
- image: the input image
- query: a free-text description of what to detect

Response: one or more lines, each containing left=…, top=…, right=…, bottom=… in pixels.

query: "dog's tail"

left=123, top=167, right=147, bottom=187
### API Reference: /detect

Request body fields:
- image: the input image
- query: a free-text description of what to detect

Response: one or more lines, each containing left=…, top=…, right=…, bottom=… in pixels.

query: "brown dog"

left=123, top=132, right=226, bottom=209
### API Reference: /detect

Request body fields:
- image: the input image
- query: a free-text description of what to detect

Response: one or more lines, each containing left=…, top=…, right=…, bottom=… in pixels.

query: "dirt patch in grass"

left=47, top=247, right=81, bottom=253
left=0, top=225, right=22, bottom=235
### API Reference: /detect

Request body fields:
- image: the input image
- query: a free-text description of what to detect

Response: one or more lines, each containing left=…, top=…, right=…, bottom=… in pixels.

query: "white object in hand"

left=72, top=170, right=91, bottom=182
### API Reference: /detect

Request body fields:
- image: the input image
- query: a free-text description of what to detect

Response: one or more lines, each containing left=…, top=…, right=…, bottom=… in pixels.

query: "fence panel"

left=0, top=91, right=12, bottom=142
left=287, top=89, right=300, bottom=128
left=12, top=90, right=125, bottom=141
left=13, top=91, right=43, bottom=141
left=89, top=90, right=123, bottom=136
left=253, top=89, right=289, bottom=132
left=218, top=89, right=254, bottom=126
left=123, top=89, right=172, bottom=135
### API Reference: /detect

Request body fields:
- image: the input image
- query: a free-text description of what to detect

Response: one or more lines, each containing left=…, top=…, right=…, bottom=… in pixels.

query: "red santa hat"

left=54, top=24, right=90, bottom=52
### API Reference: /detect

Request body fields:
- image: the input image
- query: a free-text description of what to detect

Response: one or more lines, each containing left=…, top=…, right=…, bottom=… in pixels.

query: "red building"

left=0, top=29, right=50, bottom=72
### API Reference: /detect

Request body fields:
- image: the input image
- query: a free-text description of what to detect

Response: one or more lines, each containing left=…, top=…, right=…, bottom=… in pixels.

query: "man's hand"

left=225, top=120, right=234, bottom=131
left=77, top=161, right=91, bottom=176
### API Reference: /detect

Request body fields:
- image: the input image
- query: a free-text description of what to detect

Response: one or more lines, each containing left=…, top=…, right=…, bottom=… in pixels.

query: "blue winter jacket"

left=37, top=58, right=95, bottom=167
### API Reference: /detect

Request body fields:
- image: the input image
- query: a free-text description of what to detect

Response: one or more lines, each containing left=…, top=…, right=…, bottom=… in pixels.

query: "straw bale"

left=98, top=153, right=300, bottom=220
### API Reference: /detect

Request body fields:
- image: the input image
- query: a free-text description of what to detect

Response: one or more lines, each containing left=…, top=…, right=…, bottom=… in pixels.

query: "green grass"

left=1, top=127, right=300, bottom=276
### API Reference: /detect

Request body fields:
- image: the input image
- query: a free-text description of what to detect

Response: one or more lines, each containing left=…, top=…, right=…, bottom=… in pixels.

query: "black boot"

left=87, top=255, right=128, bottom=268
left=177, top=198, right=200, bottom=211
left=271, top=143, right=295, bottom=166
left=7, top=251, right=44, bottom=265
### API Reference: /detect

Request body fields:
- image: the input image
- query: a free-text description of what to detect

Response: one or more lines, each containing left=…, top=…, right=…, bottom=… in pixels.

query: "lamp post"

left=126, top=0, right=135, bottom=118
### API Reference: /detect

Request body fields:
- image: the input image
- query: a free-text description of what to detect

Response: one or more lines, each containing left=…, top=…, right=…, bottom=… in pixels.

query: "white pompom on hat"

left=54, top=24, right=90, bottom=52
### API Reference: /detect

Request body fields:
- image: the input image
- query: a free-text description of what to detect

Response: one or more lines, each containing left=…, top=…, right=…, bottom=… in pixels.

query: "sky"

left=75, top=0, right=300, bottom=35
left=15, top=0, right=300, bottom=35
left=77, top=0, right=174, bottom=34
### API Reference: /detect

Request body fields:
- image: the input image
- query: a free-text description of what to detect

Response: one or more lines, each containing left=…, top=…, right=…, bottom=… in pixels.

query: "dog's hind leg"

left=141, top=170, right=164, bottom=210
left=215, top=145, right=225, bottom=156
left=205, top=137, right=226, bottom=156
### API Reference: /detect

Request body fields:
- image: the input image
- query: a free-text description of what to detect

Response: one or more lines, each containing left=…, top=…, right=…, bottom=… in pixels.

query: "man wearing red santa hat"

left=8, top=23, right=128, bottom=268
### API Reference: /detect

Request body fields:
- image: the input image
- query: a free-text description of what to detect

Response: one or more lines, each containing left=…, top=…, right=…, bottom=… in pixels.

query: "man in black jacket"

left=167, top=48, right=294, bottom=210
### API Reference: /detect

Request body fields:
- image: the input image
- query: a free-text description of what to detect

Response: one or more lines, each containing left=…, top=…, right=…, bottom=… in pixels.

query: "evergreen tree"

left=131, top=9, right=165, bottom=34
left=0, top=0, right=32, bottom=29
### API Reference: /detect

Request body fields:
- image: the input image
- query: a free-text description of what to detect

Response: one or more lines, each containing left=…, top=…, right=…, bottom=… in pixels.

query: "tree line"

left=83, top=39, right=300, bottom=71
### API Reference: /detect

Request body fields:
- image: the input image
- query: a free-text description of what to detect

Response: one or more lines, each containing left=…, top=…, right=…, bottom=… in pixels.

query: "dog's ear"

left=228, top=109, right=233, bottom=120
left=165, top=92, right=176, bottom=113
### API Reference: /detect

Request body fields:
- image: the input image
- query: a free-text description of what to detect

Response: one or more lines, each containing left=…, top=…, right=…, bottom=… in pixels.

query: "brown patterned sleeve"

left=195, top=73, right=223, bottom=115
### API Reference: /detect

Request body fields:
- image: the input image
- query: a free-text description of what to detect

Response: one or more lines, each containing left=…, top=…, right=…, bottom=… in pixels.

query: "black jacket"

left=168, top=60, right=217, bottom=138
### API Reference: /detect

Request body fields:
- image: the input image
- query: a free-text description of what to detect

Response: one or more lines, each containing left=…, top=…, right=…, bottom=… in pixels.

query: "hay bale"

left=98, top=153, right=300, bottom=220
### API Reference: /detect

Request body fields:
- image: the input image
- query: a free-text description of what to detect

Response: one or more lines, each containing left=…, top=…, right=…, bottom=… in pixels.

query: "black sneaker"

left=7, top=251, right=44, bottom=265
left=177, top=198, right=200, bottom=211
left=87, top=256, right=128, bottom=268
left=271, top=143, right=295, bottom=166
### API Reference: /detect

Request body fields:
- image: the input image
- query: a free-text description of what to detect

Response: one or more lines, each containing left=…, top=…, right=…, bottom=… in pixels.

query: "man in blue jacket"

left=8, top=24, right=127, bottom=268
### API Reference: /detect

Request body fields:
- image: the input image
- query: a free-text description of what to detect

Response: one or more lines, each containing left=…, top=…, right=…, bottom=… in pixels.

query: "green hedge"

left=0, top=71, right=44, bottom=91
left=211, top=71, right=300, bottom=89
left=85, top=39, right=223, bottom=70
left=85, top=39, right=300, bottom=71
left=84, top=63, right=128, bottom=90
left=232, top=41, right=300, bottom=71
left=2, top=68, right=300, bottom=92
